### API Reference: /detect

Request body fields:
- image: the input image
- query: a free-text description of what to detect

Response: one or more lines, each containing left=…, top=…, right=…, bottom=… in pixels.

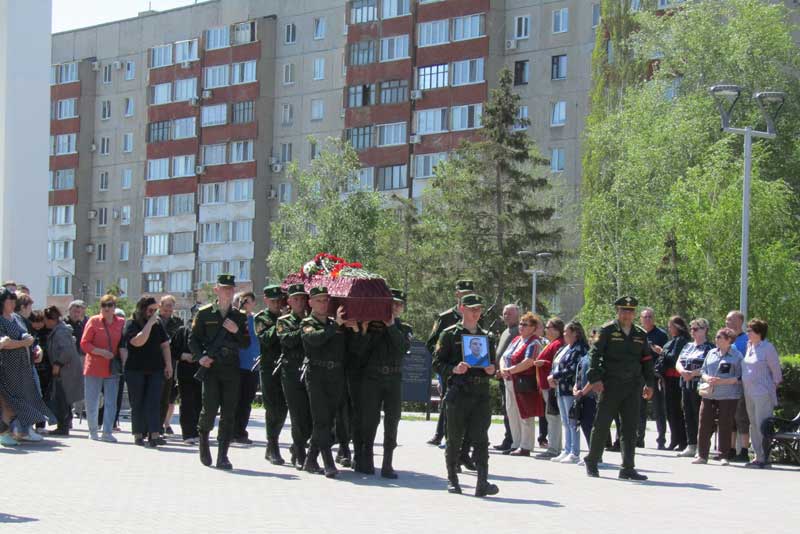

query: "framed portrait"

left=462, top=335, right=490, bottom=368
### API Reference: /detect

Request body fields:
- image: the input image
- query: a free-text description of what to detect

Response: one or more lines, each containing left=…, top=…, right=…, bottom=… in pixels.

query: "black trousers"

left=682, top=387, right=702, bottom=446
left=46, top=378, right=71, bottom=430
left=361, top=374, right=401, bottom=451
left=260, top=364, right=288, bottom=441
left=177, top=362, right=202, bottom=440
left=198, top=364, right=240, bottom=443
left=638, top=378, right=667, bottom=445
left=345, top=371, right=363, bottom=452
left=234, top=369, right=259, bottom=439
left=335, top=388, right=351, bottom=446
left=281, top=364, right=312, bottom=450
left=434, top=381, right=447, bottom=438
left=306, top=367, right=345, bottom=450
left=578, top=396, right=597, bottom=446
left=126, top=370, right=164, bottom=435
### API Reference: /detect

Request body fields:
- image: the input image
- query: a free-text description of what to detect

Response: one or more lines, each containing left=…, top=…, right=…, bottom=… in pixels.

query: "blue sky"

left=53, top=0, right=201, bottom=33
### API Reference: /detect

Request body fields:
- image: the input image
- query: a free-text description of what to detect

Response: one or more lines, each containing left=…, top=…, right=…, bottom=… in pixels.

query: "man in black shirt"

left=639, top=308, right=669, bottom=449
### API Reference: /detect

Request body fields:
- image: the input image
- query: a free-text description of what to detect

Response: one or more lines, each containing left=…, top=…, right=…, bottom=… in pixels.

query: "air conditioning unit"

left=87, top=210, right=97, bottom=220
left=113, top=61, right=121, bottom=70
left=409, top=134, right=422, bottom=144
left=91, top=61, right=101, bottom=71
left=85, top=244, right=95, bottom=253
left=339, top=109, right=346, bottom=118
left=90, top=143, right=97, bottom=152
left=268, top=156, right=278, bottom=165
left=271, top=163, right=283, bottom=173
left=112, top=209, right=120, bottom=219
left=190, top=97, right=199, bottom=106
left=505, top=39, right=517, bottom=51
left=201, top=90, right=212, bottom=99
left=195, top=165, right=206, bottom=175
left=410, top=89, right=423, bottom=101
left=267, top=189, right=278, bottom=200
left=181, top=61, right=191, bottom=69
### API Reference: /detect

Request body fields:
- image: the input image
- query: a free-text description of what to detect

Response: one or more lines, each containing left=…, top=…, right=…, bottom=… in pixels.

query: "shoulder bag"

left=103, top=320, right=123, bottom=376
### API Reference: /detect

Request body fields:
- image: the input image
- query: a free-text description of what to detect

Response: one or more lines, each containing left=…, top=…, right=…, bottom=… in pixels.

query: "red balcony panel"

left=345, top=102, right=411, bottom=128
left=416, top=37, right=489, bottom=66
left=148, top=102, right=200, bottom=123
left=380, top=16, right=413, bottom=37
left=202, top=83, right=259, bottom=105
left=49, top=154, right=79, bottom=171
left=201, top=122, right=258, bottom=145
left=417, top=129, right=482, bottom=153
left=415, top=84, right=487, bottom=110
left=417, top=0, right=489, bottom=22
left=145, top=177, right=197, bottom=197
left=347, top=60, right=413, bottom=86
left=149, top=62, right=202, bottom=85
left=358, top=145, right=409, bottom=168
left=50, top=82, right=81, bottom=100
left=50, top=118, right=81, bottom=135
left=146, top=139, right=200, bottom=159
left=348, top=21, right=381, bottom=42
left=204, top=42, right=261, bottom=66
left=48, top=189, right=78, bottom=206
left=199, top=161, right=257, bottom=182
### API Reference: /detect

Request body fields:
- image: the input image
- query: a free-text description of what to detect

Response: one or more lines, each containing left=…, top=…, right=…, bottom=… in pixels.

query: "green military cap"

left=614, top=295, right=638, bottom=309
left=217, top=273, right=236, bottom=287
left=287, top=283, right=307, bottom=297
left=390, top=288, right=407, bottom=302
left=460, top=294, right=483, bottom=308
left=263, top=284, right=284, bottom=299
left=455, top=279, right=475, bottom=292
left=309, top=286, right=329, bottom=298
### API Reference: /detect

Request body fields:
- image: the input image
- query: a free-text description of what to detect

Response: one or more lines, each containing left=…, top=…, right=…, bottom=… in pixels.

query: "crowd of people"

left=0, top=276, right=786, bottom=496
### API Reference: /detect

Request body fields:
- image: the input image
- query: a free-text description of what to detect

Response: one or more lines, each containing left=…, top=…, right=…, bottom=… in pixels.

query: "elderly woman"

left=0, top=288, right=53, bottom=444
left=80, top=294, right=125, bottom=442
left=658, top=316, right=690, bottom=452
left=533, top=318, right=565, bottom=458
left=43, top=306, right=84, bottom=436
left=549, top=321, right=589, bottom=464
left=675, top=318, right=714, bottom=458
left=742, top=319, right=782, bottom=468
left=692, top=328, right=743, bottom=465
left=499, top=312, right=544, bottom=456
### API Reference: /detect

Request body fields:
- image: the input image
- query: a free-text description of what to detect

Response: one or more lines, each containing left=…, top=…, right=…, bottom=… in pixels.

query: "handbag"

left=546, top=388, right=560, bottom=416
left=513, top=373, right=537, bottom=393
left=102, top=320, right=122, bottom=376
left=568, top=397, right=582, bottom=421
left=697, top=381, right=713, bottom=398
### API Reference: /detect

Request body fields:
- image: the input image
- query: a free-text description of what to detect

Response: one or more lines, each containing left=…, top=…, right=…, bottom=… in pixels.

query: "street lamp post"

left=518, top=251, right=552, bottom=313
left=709, top=85, right=785, bottom=318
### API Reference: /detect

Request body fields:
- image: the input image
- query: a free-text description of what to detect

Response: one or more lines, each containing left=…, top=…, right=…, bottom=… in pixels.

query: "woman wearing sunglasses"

left=674, top=318, right=714, bottom=458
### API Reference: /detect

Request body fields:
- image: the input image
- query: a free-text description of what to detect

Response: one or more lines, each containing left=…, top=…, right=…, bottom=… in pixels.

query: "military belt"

left=370, top=365, right=402, bottom=375
left=464, top=376, right=490, bottom=385
left=308, top=359, right=342, bottom=370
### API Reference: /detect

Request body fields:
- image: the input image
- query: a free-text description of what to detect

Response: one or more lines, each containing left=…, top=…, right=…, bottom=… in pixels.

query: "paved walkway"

left=1, top=412, right=797, bottom=533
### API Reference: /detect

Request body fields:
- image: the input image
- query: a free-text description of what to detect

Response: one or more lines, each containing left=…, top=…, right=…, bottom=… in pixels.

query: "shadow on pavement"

left=485, top=473, right=551, bottom=484
left=337, top=469, right=448, bottom=491
left=628, top=480, right=720, bottom=491
left=0, top=513, right=38, bottom=524
left=488, top=497, right=564, bottom=507
left=0, top=440, right=68, bottom=454
left=232, top=468, right=299, bottom=480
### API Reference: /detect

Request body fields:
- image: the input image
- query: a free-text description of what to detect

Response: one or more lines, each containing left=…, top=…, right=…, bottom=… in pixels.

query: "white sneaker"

left=100, top=433, right=118, bottom=443
left=560, top=453, right=580, bottom=464
left=720, top=458, right=730, bottom=466
left=22, top=429, right=43, bottom=442
left=577, top=459, right=585, bottom=466
left=89, top=431, right=101, bottom=441
left=677, top=445, right=697, bottom=458
left=550, top=452, right=569, bottom=463
left=183, top=437, right=199, bottom=445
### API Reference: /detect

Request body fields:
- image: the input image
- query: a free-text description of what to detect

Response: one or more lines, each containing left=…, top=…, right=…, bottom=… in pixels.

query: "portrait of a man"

left=462, top=335, right=490, bottom=368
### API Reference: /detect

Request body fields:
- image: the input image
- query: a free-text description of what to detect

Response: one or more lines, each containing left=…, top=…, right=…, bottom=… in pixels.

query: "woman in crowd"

left=122, top=296, right=171, bottom=447
left=549, top=321, right=589, bottom=464
left=658, top=316, right=690, bottom=451
left=573, top=340, right=597, bottom=456
left=43, top=306, right=84, bottom=436
left=173, top=323, right=201, bottom=444
left=28, top=310, right=50, bottom=418
left=533, top=318, right=565, bottom=458
left=80, top=294, right=125, bottom=441
left=675, top=318, right=714, bottom=458
left=692, top=328, right=743, bottom=465
left=742, top=318, right=782, bottom=468
left=0, top=288, right=52, bottom=444
left=498, top=312, right=543, bottom=456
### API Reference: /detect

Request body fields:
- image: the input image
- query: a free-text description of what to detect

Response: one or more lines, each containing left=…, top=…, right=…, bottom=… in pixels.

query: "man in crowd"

left=584, top=296, right=655, bottom=481
left=190, top=274, right=250, bottom=470
left=726, top=310, right=751, bottom=462
left=493, top=304, right=519, bottom=452
left=233, top=291, right=260, bottom=445
left=158, top=295, right=183, bottom=435
left=638, top=307, right=668, bottom=449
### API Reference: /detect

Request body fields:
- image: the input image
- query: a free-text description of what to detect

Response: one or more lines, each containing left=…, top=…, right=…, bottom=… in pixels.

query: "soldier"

left=433, top=294, right=499, bottom=497
left=583, top=296, right=655, bottom=481
left=277, top=283, right=312, bottom=469
left=189, top=274, right=250, bottom=470
left=254, top=285, right=288, bottom=465
left=358, top=289, right=413, bottom=478
left=300, top=287, right=352, bottom=478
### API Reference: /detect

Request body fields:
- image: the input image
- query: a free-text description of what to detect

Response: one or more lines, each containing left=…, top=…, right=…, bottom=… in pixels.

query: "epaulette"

left=198, top=303, right=213, bottom=311
left=601, top=320, right=616, bottom=329
left=439, top=307, right=457, bottom=318
left=442, top=323, right=459, bottom=334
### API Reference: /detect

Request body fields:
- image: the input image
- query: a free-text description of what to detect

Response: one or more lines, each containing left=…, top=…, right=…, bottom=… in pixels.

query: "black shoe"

left=493, top=440, right=513, bottom=452
left=459, top=454, right=477, bottom=471
left=475, top=482, right=499, bottom=497
left=502, top=448, right=515, bottom=455
left=427, top=435, right=442, bottom=446
left=135, top=436, right=145, bottom=446
left=358, top=445, right=376, bottom=475
left=619, top=469, right=648, bottom=481
left=216, top=442, right=233, bottom=470
left=49, top=427, right=69, bottom=436
left=321, top=448, right=339, bottom=478
left=266, top=439, right=285, bottom=465
left=336, top=443, right=352, bottom=468
left=381, top=449, right=398, bottom=479
left=636, top=438, right=645, bottom=448
left=164, top=425, right=174, bottom=435
left=147, top=438, right=158, bottom=449
left=303, top=447, right=324, bottom=475
left=665, top=442, right=680, bottom=451
left=294, top=445, right=307, bottom=471
left=584, top=459, right=599, bottom=478
left=608, top=441, right=621, bottom=452
left=199, top=432, right=212, bottom=467
left=657, top=444, right=667, bottom=451
left=734, top=449, right=750, bottom=463
left=155, top=436, right=167, bottom=446
left=234, top=437, right=253, bottom=445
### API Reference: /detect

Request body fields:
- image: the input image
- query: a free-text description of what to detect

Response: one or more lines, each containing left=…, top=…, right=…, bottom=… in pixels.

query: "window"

left=349, top=167, right=374, bottom=191
left=418, top=19, right=448, bottom=47
left=200, top=182, right=225, bottom=204
left=95, top=279, right=105, bottom=296
left=122, top=133, right=133, bottom=153
left=515, top=15, right=530, bottom=39
left=631, top=0, right=642, bottom=11
left=313, top=17, right=326, bottom=39
left=514, top=105, right=529, bottom=130
left=551, top=148, right=565, bottom=172
left=48, top=276, right=71, bottom=296
left=281, top=103, right=294, bottom=125
left=200, top=222, right=226, bottom=243
left=101, top=100, right=112, bottom=120
left=347, top=84, right=375, bottom=108
left=102, top=64, right=112, bottom=84
left=553, top=7, right=569, bottom=33
left=232, top=101, right=254, bottom=124
left=124, top=97, right=134, bottom=117
left=377, top=164, right=407, bottom=190
left=451, top=103, right=482, bottom=130
left=204, top=65, right=229, bottom=89
left=56, top=98, right=77, bottom=119
left=230, top=260, right=250, bottom=281
left=174, top=78, right=197, bottom=101
left=151, top=82, right=172, bottom=105
left=147, top=158, right=170, bottom=180
left=514, top=60, right=530, bottom=85
left=230, top=220, right=252, bottom=242
left=173, top=117, right=196, bottom=139
left=58, top=62, right=78, bottom=84
left=171, top=233, right=194, bottom=254
left=453, top=14, right=485, bottom=41
left=233, top=21, right=256, bottom=44
left=169, top=271, right=192, bottom=292
left=229, top=179, right=253, bottom=202
left=50, top=169, right=75, bottom=190
left=145, top=196, right=169, bottom=217
left=54, top=133, right=77, bottom=155
left=380, top=80, right=408, bottom=104
left=278, top=182, right=292, bottom=203
left=97, top=207, right=108, bottom=226
left=415, top=152, right=447, bottom=179
left=551, top=55, right=567, bottom=80
left=285, top=23, right=297, bottom=44
left=311, top=99, right=324, bottom=121
left=551, top=101, right=567, bottom=126
left=151, top=44, right=173, bottom=68
left=283, top=63, right=295, bottom=84
left=349, top=41, right=376, bottom=65
left=380, top=35, right=408, bottom=62
left=148, top=121, right=171, bottom=143
left=122, top=169, right=132, bottom=190
left=202, top=144, right=227, bottom=165
left=49, top=205, right=74, bottom=225
left=377, top=122, right=406, bottom=147
left=48, top=240, right=74, bottom=261
left=199, top=262, right=224, bottom=284
left=416, top=108, right=447, bottom=134
left=119, top=241, right=130, bottom=261
left=175, top=39, right=198, bottom=63
left=171, top=193, right=195, bottom=215
left=100, top=137, right=111, bottom=156
left=313, top=57, right=325, bottom=80
left=230, top=140, right=254, bottom=163
left=205, top=26, right=230, bottom=50
left=310, top=140, right=318, bottom=160
left=418, top=64, right=448, bottom=90
left=232, top=61, right=256, bottom=84
left=120, top=205, right=131, bottom=225
left=145, top=273, right=164, bottom=293
left=280, top=143, right=293, bottom=163
left=592, top=3, right=602, bottom=27
left=452, top=58, right=484, bottom=86
left=118, top=278, right=128, bottom=297
left=201, top=104, right=226, bottom=127
left=345, top=126, right=373, bottom=151
left=145, top=234, right=169, bottom=256
left=351, top=0, right=377, bottom=24
left=172, top=155, right=196, bottom=177
left=382, top=0, right=409, bottom=18
left=99, top=172, right=109, bottom=191
left=125, top=61, right=135, bottom=80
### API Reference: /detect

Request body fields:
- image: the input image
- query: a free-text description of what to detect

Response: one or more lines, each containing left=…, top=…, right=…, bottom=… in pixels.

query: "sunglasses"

left=101, top=302, right=115, bottom=308
left=690, top=326, right=705, bottom=331
left=519, top=322, right=533, bottom=327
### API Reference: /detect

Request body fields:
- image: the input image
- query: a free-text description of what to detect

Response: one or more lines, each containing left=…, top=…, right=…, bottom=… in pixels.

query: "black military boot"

left=216, top=441, right=233, bottom=470
left=266, top=438, right=285, bottom=465
left=618, top=468, right=648, bottom=481
left=294, top=444, right=307, bottom=471
left=351, top=441, right=362, bottom=472
left=303, top=446, right=324, bottom=474
left=381, top=448, right=398, bottom=479
left=358, top=444, right=376, bottom=474
left=426, top=434, right=442, bottom=446
left=459, top=450, right=476, bottom=471
left=446, top=448, right=461, bottom=494
left=199, top=432, right=212, bottom=467
left=336, top=443, right=352, bottom=468
left=584, top=458, right=599, bottom=478
left=321, top=448, right=339, bottom=478
left=474, top=450, right=499, bottom=497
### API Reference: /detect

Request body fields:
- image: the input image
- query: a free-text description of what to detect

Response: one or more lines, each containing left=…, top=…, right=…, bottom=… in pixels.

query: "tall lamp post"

left=709, top=85, right=785, bottom=318
left=518, top=251, right=552, bottom=313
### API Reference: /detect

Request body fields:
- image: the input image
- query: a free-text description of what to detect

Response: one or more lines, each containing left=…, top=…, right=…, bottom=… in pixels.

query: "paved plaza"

left=2, top=411, right=798, bottom=533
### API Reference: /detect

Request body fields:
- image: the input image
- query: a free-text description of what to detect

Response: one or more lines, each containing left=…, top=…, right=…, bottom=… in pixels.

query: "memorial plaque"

left=402, top=340, right=432, bottom=403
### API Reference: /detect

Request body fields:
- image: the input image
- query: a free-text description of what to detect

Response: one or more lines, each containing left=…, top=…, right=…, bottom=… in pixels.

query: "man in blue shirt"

left=233, top=291, right=261, bottom=445
left=726, top=310, right=750, bottom=462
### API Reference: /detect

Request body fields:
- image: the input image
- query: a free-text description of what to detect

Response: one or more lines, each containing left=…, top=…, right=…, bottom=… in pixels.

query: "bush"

left=777, top=354, right=800, bottom=419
